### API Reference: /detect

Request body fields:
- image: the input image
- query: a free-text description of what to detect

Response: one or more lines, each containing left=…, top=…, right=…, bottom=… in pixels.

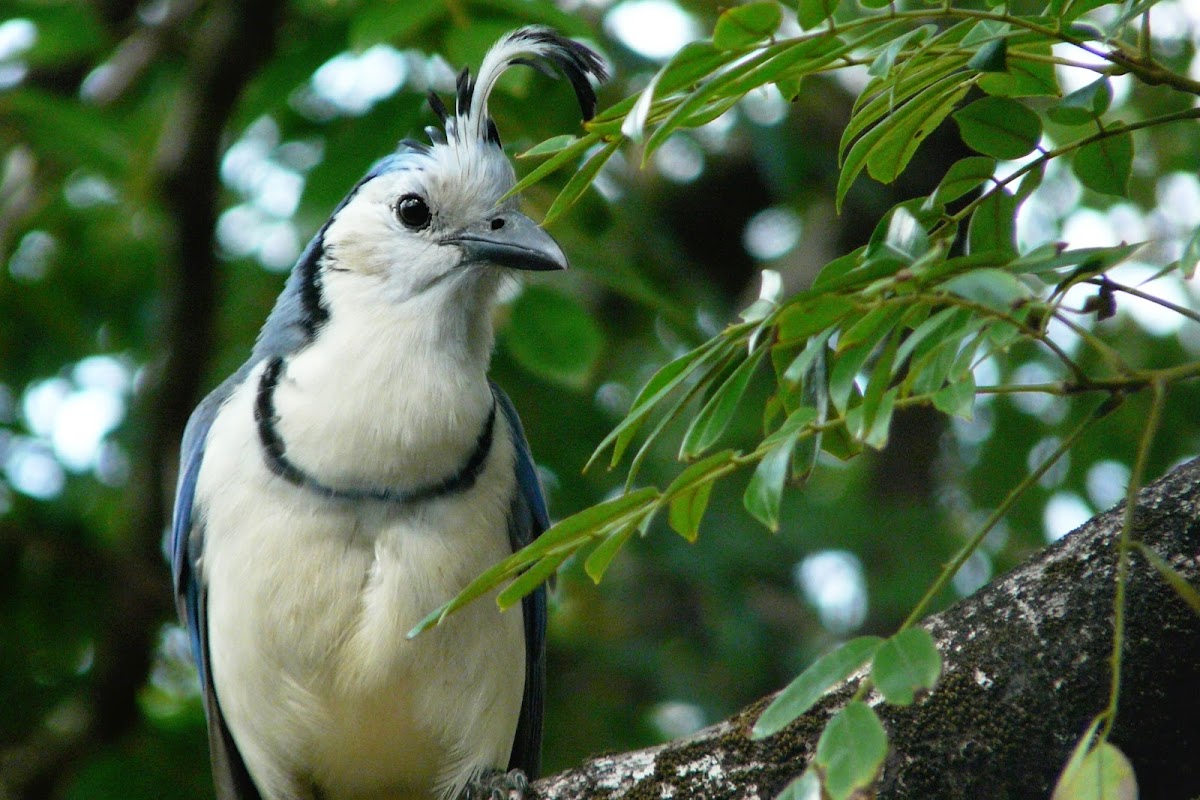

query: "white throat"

left=269, top=270, right=502, bottom=492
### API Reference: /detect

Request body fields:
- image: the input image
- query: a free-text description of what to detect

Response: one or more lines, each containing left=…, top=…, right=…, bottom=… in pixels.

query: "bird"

left=169, top=27, right=607, bottom=800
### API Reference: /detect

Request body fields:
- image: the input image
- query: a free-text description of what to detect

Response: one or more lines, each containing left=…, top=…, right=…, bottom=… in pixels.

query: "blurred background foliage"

left=0, top=0, right=1198, bottom=797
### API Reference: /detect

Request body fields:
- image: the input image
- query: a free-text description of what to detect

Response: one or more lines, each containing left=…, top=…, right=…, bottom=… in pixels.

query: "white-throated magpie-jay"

left=170, top=27, right=606, bottom=800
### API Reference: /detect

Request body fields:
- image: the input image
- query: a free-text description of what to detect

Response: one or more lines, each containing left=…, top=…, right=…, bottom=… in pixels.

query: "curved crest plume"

left=427, top=27, right=609, bottom=149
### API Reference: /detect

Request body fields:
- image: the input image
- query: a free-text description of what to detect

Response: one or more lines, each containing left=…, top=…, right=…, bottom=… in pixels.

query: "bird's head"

left=269, top=27, right=607, bottom=355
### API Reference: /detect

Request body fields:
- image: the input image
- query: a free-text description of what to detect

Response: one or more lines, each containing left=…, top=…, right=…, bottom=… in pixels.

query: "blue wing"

left=492, top=384, right=550, bottom=778
left=170, top=377, right=263, bottom=800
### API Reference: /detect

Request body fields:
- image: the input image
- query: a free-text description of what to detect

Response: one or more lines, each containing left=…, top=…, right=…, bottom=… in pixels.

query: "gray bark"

left=533, top=458, right=1200, bottom=799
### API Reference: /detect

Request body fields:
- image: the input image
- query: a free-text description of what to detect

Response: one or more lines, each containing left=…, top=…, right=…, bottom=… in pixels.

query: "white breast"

left=196, top=360, right=525, bottom=800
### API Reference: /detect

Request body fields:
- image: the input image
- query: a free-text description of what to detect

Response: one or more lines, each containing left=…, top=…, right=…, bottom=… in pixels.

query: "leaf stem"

left=1099, top=379, right=1166, bottom=739
left=898, top=407, right=1097, bottom=630
left=941, top=106, right=1200, bottom=240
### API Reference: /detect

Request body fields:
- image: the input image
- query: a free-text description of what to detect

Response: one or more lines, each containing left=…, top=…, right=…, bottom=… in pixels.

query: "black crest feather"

left=423, top=26, right=608, bottom=149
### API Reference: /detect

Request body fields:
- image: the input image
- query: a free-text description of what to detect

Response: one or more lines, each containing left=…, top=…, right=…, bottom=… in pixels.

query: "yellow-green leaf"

left=712, top=2, right=783, bottom=51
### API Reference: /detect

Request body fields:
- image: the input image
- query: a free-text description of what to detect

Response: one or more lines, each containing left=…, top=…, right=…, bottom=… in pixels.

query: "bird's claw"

left=462, top=768, right=531, bottom=800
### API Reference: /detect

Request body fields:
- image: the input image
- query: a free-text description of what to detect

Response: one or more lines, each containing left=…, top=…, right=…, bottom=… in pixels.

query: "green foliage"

left=752, top=636, right=882, bottom=738
left=423, top=0, right=1200, bottom=795
left=5, top=0, right=1200, bottom=796
left=813, top=701, right=889, bottom=800
left=505, top=285, right=604, bottom=388
left=869, top=628, right=941, bottom=706
left=1053, top=721, right=1139, bottom=800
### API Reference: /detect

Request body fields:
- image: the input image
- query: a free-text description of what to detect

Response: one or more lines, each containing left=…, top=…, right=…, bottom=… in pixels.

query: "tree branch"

left=532, top=457, right=1200, bottom=799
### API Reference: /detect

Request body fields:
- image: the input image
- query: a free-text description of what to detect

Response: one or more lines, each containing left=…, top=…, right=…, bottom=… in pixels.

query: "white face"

left=319, top=145, right=518, bottom=309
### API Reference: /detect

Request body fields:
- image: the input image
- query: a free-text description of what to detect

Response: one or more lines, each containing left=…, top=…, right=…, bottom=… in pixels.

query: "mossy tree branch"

left=531, top=458, right=1200, bottom=799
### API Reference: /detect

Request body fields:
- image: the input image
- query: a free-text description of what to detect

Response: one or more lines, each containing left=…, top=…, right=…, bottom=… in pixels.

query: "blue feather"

left=171, top=381, right=263, bottom=799
left=492, top=384, right=550, bottom=776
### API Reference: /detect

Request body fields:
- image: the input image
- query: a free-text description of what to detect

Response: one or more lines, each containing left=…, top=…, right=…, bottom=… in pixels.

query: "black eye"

left=395, top=194, right=431, bottom=230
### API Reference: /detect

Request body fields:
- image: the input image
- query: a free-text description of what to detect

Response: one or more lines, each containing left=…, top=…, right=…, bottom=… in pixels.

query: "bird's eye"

left=395, top=194, right=432, bottom=230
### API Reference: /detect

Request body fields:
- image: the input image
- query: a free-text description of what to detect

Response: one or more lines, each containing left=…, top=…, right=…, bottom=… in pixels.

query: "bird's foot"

left=461, top=768, right=532, bottom=800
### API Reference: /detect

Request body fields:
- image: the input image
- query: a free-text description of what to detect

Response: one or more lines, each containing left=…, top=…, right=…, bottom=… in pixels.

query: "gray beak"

left=446, top=211, right=568, bottom=272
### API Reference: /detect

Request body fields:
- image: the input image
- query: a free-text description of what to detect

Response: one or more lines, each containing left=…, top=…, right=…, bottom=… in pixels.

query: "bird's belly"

left=202, top=478, right=525, bottom=800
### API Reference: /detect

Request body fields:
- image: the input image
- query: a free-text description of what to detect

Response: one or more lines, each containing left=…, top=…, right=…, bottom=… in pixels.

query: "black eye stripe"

left=395, top=194, right=432, bottom=231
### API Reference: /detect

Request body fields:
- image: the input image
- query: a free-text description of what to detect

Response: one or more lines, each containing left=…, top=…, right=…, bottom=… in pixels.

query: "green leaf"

left=839, top=305, right=905, bottom=353
left=863, top=387, right=897, bottom=449
left=681, top=92, right=742, bottom=128
left=410, top=487, right=657, bottom=635
left=507, top=133, right=600, bottom=198
left=4, top=89, right=132, bottom=173
left=645, top=23, right=905, bottom=158
left=349, top=0, right=447, bottom=48
left=1013, top=159, right=1046, bottom=206
left=622, top=356, right=733, bottom=488
left=681, top=346, right=768, bottom=458
left=943, top=268, right=1031, bottom=310
left=894, top=308, right=967, bottom=374
left=839, top=73, right=974, bottom=206
left=933, top=375, right=977, bottom=419
left=588, top=339, right=729, bottom=471
left=934, top=156, right=997, bottom=204
left=815, top=701, right=889, bottom=800
left=1048, top=78, right=1113, bottom=126
left=820, top=420, right=863, bottom=461
left=1136, top=542, right=1200, bottom=616
left=953, top=96, right=1042, bottom=159
left=1008, top=243, right=1143, bottom=279
left=534, top=487, right=661, bottom=555
left=777, top=295, right=857, bottom=343
left=668, top=479, right=714, bottom=543
left=979, top=42, right=1059, bottom=97
left=763, top=405, right=819, bottom=449
left=866, top=25, right=936, bottom=77
left=868, top=80, right=972, bottom=187
left=640, top=39, right=792, bottom=155
left=811, top=248, right=865, bottom=291
left=864, top=207, right=931, bottom=264
left=967, top=37, right=1007, bottom=72
left=858, top=330, right=900, bottom=439
left=22, top=6, right=108, bottom=66
left=1180, top=227, right=1200, bottom=280
left=776, top=73, right=804, bottom=101
left=776, top=771, right=821, bottom=800
left=497, top=551, right=570, bottom=609
left=713, top=2, right=784, bottom=50
left=783, top=328, right=835, bottom=388
left=961, top=19, right=1009, bottom=47
left=870, top=627, right=942, bottom=705
left=1052, top=739, right=1138, bottom=800
left=843, top=54, right=967, bottom=160
left=967, top=189, right=1019, bottom=260
left=584, top=523, right=639, bottom=583
left=797, top=0, right=841, bottom=30
left=752, top=637, right=884, bottom=738
left=744, top=440, right=792, bottom=531
left=1073, top=129, right=1133, bottom=197
left=829, top=334, right=880, bottom=415
left=907, top=324, right=983, bottom=395
left=543, top=138, right=622, bottom=225
left=666, top=450, right=738, bottom=541
left=518, top=134, right=580, bottom=159
left=505, top=286, right=603, bottom=389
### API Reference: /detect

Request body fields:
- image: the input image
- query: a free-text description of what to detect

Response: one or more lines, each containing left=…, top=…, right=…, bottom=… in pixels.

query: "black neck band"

left=254, top=356, right=497, bottom=505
